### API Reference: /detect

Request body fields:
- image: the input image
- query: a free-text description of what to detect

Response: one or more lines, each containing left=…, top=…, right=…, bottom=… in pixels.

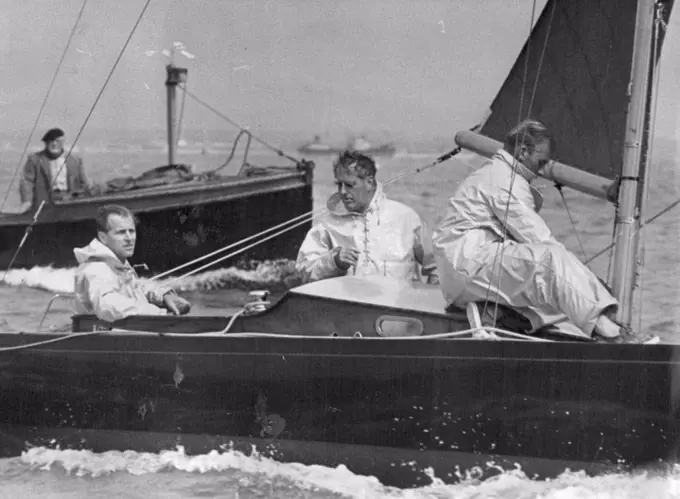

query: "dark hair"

left=95, top=204, right=136, bottom=232
left=333, top=150, right=377, bottom=179
left=504, top=119, right=556, bottom=155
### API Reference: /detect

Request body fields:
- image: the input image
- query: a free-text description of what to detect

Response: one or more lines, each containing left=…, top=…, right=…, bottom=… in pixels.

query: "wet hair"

left=332, top=150, right=377, bottom=179
left=504, top=119, right=556, bottom=155
left=95, top=204, right=136, bottom=232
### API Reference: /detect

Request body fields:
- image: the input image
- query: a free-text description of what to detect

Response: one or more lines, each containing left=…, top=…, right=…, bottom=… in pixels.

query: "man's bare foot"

left=593, top=315, right=621, bottom=338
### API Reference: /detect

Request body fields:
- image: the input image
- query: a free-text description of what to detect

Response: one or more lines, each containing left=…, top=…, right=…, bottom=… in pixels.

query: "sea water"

left=1, top=144, right=680, bottom=497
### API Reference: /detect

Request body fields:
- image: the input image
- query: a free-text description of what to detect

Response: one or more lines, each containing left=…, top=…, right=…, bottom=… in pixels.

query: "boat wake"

left=3, top=446, right=677, bottom=499
left=0, top=260, right=300, bottom=294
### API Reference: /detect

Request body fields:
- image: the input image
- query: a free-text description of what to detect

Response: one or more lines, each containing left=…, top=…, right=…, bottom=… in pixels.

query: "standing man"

left=19, top=128, right=91, bottom=212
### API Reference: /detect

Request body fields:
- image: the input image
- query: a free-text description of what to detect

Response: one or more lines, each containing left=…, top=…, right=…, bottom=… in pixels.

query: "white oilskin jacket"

left=433, top=149, right=617, bottom=336
left=73, top=238, right=169, bottom=322
left=296, top=182, right=438, bottom=284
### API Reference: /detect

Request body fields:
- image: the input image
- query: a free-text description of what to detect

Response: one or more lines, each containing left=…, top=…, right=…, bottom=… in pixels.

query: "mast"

left=165, top=64, right=188, bottom=165
left=610, top=0, right=657, bottom=326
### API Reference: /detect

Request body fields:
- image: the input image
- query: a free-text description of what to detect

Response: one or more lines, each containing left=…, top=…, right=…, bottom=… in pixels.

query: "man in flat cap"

left=18, top=128, right=91, bottom=212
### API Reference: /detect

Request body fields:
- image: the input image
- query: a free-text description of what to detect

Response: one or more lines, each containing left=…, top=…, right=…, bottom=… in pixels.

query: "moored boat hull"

left=0, top=168, right=313, bottom=273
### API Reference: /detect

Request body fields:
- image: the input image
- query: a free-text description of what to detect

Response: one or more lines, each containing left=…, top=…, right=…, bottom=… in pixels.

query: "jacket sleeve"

left=75, top=156, right=92, bottom=191
left=140, top=280, right=173, bottom=306
left=295, top=224, right=345, bottom=283
left=19, top=156, right=36, bottom=205
left=489, top=183, right=556, bottom=245
left=412, top=218, right=439, bottom=281
left=80, top=262, right=167, bottom=322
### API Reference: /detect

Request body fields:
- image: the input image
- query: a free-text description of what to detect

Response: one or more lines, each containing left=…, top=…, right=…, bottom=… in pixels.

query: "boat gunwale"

left=54, top=169, right=308, bottom=205
left=4, top=329, right=680, bottom=363
left=0, top=171, right=309, bottom=224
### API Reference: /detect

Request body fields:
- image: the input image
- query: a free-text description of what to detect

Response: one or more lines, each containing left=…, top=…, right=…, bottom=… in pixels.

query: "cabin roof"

left=290, top=276, right=449, bottom=315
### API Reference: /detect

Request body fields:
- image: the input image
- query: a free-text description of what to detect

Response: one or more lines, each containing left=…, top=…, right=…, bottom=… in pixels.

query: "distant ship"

left=297, top=135, right=396, bottom=157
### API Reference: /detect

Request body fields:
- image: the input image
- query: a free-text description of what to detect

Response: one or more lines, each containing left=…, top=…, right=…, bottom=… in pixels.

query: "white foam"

left=1, top=260, right=300, bottom=294
left=17, top=446, right=680, bottom=499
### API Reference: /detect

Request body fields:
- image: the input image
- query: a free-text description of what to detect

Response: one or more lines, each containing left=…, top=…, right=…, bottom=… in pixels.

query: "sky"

left=1, top=0, right=679, bottom=147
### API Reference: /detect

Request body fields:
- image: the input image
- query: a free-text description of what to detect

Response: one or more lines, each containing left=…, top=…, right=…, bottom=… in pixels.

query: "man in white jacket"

left=433, top=119, right=624, bottom=340
left=296, top=150, right=439, bottom=284
left=73, top=204, right=191, bottom=322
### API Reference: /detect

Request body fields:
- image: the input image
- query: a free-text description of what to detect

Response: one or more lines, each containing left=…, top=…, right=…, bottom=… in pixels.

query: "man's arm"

left=18, top=156, right=36, bottom=208
left=140, top=281, right=191, bottom=315
left=81, top=262, right=166, bottom=322
left=295, top=224, right=345, bottom=283
left=412, top=219, right=439, bottom=284
left=489, top=183, right=557, bottom=245
left=140, top=280, right=172, bottom=307
left=75, top=156, right=92, bottom=191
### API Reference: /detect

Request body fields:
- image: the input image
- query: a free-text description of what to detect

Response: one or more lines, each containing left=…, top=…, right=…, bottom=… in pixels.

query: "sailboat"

left=298, top=134, right=396, bottom=157
left=1, top=0, right=679, bottom=490
left=0, top=50, right=314, bottom=274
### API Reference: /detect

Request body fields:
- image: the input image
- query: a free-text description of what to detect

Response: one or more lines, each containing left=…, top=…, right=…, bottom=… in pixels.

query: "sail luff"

left=610, top=0, right=656, bottom=327
left=633, top=4, right=668, bottom=303
left=479, top=0, right=641, bottom=181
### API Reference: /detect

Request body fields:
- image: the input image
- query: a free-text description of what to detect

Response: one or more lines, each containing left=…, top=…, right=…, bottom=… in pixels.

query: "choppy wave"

left=0, top=260, right=301, bottom=295
left=0, top=446, right=676, bottom=499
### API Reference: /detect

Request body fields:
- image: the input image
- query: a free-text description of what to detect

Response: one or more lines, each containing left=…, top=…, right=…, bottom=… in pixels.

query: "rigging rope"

left=164, top=215, right=313, bottom=285
left=0, top=0, right=90, bottom=214
left=483, top=0, right=555, bottom=324
left=179, top=85, right=303, bottom=165
left=554, top=184, right=588, bottom=262
left=587, top=3, right=667, bottom=281
left=2, top=0, right=153, bottom=278
left=211, top=130, right=253, bottom=174
left=0, top=324, right=552, bottom=353
left=605, top=204, right=617, bottom=284
left=158, top=120, right=680, bottom=288
left=585, top=199, right=680, bottom=266
left=635, top=2, right=666, bottom=333
left=152, top=144, right=466, bottom=281
left=150, top=210, right=315, bottom=281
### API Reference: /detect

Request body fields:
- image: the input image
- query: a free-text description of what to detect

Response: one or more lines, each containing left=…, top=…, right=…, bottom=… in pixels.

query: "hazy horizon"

left=1, top=0, right=680, bottom=151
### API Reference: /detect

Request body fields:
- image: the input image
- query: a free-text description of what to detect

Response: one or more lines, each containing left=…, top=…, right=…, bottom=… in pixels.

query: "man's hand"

left=18, top=201, right=32, bottom=213
left=426, top=274, right=440, bottom=285
left=163, top=293, right=191, bottom=315
left=333, top=246, right=360, bottom=271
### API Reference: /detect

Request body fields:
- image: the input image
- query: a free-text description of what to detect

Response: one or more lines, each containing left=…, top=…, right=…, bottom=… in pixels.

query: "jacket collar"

left=494, top=149, right=538, bottom=183
left=326, top=181, right=385, bottom=217
left=494, top=149, right=544, bottom=212
left=73, top=238, right=131, bottom=272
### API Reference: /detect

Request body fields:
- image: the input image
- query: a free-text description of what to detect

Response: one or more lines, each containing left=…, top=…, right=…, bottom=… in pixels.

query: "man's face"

left=518, top=139, right=552, bottom=174
left=99, top=214, right=136, bottom=260
left=334, top=168, right=376, bottom=213
left=46, top=138, right=65, bottom=157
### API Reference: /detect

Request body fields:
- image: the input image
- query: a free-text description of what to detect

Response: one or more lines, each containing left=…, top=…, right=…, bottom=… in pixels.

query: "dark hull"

left=0, top=170, right=313, bottom=273
left=0, top=330, right=678, bottom=488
